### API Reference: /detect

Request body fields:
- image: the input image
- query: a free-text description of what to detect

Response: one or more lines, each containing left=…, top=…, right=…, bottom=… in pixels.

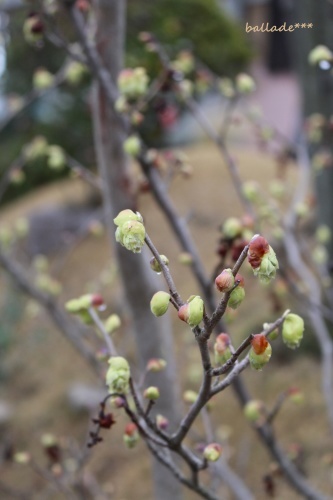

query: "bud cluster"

left=106, top=356, right=131, bottom=394
left=114, top=209, right=145, bottom=253
left=248, top=235, right=279, bottom=284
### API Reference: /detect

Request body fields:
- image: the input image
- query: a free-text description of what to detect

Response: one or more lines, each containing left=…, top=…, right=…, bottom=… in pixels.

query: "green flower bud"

left=41, top=433, right=57, bottom=447
left=288, top=387, right=304, bottom=405
left=177, top=79, right=193, bottom=100
left=106, top=356, right=130, bottom=394
left=214, top=333, right=232, bottom=365
left=178, top=252, right=193, bottom=265
left=316, top=225, right=331, bottom=244
left=123, top=423, right=139, bottom=449
left=104, top=314, right=121, bottom=334
left=9, top=168, right=25, bottom=185
left=143, top=386, right=160, bottom=401
left=313, top=245, right=329, bottom=265
left=123, top=135, right=141, bottom=156
left=146, top=358, right=167, bottom=372
left=150, top=255, right=169, bottom=273
left=236, top=73, right=256, bottom=94
left=23, top=15, right=44, bottom=46
left=249, top=343, right=272, bottom=371
left=14, top=452, right=31, bottom=464
left=244, top=400, right=265, bottom=424
left=269, top=179, right=286, bottom=199
left=308, top=45, right=333, bottom=66
left=222, top=217, right=243, bottom=239
left=47, top=145, right=66, bottom=170
left=228, top=286, right=245, bottom=310
left=218, top=77, right=235, bottom=98
left=117, top=220, right=145, bottom=253
left=114, top=209, right=142, bottom=227
left=118, top=67, right=149, bottom=99
left=15, top=217, right=29, bottom=238
left=33, top=68, right=54, bottom=90
left=23, top=136, right=48, bottom=162
left=242, top=181, right=259, bottom=202
left=171, top=50, right=194, bottom=75
left=150, top=291, right=171, bottom=317
left=254, top=246, right=279, bottom=284
left=178, top=296, right=204, bottom=327
left=65, top=61, right=88, bottom=86
left=203, top=443, right=222, bottom=462
left=183, top=390, right=198, bottom=404
left=282, top=313, right=304, bottom=349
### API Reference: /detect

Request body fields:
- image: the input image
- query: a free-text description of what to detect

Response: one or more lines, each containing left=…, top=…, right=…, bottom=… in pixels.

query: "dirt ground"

left=0, top=142, right=332, bottom=499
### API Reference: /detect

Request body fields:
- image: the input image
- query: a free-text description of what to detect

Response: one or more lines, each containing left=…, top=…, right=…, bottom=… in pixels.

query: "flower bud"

left=308, top=45, right=333, bottom=66
left=41, top=433, right=57, bottom=448
left=316, top=224, right=331, bottom=244
left=242, top=181, right=259, bottom=202
left=146, top=358, right=167, bottom=372
left=65, top=61, right=88, bottom=86
left=104, top=314, right=121, bottom=334
left=123, top=135, right=141, bottom=157
left=24, top=136, right=48, bottom=162
left=114, top=209, right=142, bottom=227
left=178, top=252, right=193, bottom=265
left=143, top=386, right=160, bottom=401
left=269, top=179, right=286, bottom=199
left=150, top=255, right=169, bottom=273
left=215, top=268, right=235, bottom=293
left=123, top=423, right=139, bottom=449
left=228, top=274, right=245, bottom=310
left=248, top=236, right=279, bottom=284
left=249, top=340, right=272, bottom=371
left=156, top=414, right=169, bottom=430
left=214, top=333, right=232, bottom=365
left=236, top=73, right=256, bottom=94
left=218, top=77, right=235, bottom=98
left=177, top=79, right=193, bottom=100
left=244, top=400, right=265, bottom=423
left=150, top=291, right=171, bottom=317
left=313, top=245, right=329, bottom=265
left=118, top=67, right=149, bottom=99
left=203, top=443, right=222, bottom=462
left=15, top=217, right=29, bottom=238
left=9, top=168, right=25, bottom=185
left=222, top=217, right=243, bottom=239
left=287, top=387, right=304, bottom=405
left=178, top=296, right=204, bottom=327
left=117, top=220, right=146, bottom=253
left=47, top=145, right=66, bottom=170
left=33, top=68, right=54, bottom=90
left=183, top=390, right=198, bottom=404
left=251, top=334, right=269, bottom=355
left=106, top=356, right=130, bottom=394
left=171, top=50, right=194, bottom=75
left=14, top=452, right=31, bottom=464
left=23, top=14, right=44, bottom=45
left=282, top=313, right=304, bottom=349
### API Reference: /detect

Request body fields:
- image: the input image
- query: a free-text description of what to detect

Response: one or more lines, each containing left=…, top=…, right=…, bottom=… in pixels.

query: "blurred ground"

left=0, top=142, right=332, bottom=499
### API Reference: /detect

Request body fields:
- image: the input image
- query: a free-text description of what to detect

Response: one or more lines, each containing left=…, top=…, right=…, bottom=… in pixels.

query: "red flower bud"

left=251, top=334, right=269, bottom=355
left=125, top=423, right=138, bottom=436
left=178, top=303, right=189, bottom=323
left=248, top=236, right=269, bottom=269
left=91, top=294, right=104, bottom=308
left=215, top=269, right=235, bottom=292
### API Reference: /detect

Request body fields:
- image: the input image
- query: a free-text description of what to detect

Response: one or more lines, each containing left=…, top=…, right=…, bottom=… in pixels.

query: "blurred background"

left=0, top=0, right=333, bottom=498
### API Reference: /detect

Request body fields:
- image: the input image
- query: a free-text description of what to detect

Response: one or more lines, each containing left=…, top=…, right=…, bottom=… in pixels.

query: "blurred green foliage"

left=1, top=1, right=251, bottom=203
